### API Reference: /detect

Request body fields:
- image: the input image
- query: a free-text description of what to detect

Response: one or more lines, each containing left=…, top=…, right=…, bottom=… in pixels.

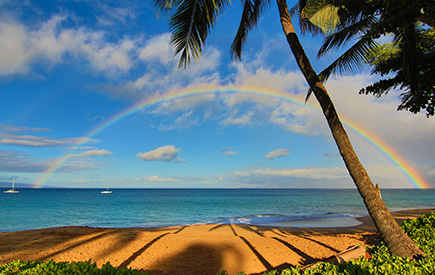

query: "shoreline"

left=1, top=209, right=433, bottom=275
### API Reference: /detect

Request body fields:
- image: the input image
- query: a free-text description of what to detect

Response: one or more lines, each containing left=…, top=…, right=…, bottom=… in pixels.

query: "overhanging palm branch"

left=298, top=0, right=340, bottom=34
left=316, top=15, right=379, bottom=58
left=231, top=0, right=271, bottom=60
left=154, top=0, right=177, bottom=12
left=397, top=24, right=419, bottom=96
left=156, top=0, right=230, bottom=68
left=305, top=33, right=379, bottom=102
left=318, top=35, right=379, bottom=81
left=289, top=1, right=324, bottom=34
left=304, top=15, right=379, bottom=101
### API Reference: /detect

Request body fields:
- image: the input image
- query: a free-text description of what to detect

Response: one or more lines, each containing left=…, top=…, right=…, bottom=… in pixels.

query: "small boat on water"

left=101, top=179, right=112, bottom=194
left=4, top=178, right=19, bottom=193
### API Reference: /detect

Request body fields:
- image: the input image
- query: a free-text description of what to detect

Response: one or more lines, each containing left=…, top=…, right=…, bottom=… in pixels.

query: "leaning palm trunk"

left=276, top=0, right=425, bottom=260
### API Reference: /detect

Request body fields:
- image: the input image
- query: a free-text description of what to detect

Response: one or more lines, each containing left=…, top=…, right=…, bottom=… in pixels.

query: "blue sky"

left=1, top=0, right=434, bottom=189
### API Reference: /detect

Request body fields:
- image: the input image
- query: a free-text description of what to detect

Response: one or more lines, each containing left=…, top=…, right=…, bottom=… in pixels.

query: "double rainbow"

left=33, top=84, right=430, bottom=189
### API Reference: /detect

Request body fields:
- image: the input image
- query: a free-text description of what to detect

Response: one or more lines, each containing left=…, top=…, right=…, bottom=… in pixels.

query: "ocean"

left=1, top=188, right=434, bottom=233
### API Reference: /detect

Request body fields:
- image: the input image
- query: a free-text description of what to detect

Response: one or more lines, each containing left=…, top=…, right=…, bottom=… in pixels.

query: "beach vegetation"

left=152, top=0, right=425, bottom=260
left=0, top=259, right=147, bottom=275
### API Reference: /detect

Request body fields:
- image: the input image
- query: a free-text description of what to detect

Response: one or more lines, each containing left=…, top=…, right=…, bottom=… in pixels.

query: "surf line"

left=33, top=84, right=430, bottom=189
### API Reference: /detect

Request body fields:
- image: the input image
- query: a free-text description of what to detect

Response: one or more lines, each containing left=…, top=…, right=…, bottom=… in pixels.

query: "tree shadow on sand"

left=139, top=243, right=244, bottom=275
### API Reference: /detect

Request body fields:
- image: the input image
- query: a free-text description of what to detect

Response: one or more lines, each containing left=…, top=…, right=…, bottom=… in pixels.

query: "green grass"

left=1, top=212, right=434, bottom=274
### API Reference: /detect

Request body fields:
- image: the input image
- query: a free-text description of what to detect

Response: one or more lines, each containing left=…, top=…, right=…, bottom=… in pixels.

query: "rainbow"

left=33, top=84, right=431, bottom=189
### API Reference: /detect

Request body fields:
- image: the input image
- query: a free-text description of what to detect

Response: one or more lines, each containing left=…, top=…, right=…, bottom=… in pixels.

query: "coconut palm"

left=300, top=0, right=435, bottom=116
left=153, top=0, right=425, bottom=260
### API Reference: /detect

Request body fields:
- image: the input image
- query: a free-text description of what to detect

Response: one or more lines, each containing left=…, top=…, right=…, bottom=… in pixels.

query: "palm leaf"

left=168, top=0, right=230, bottom=68
left=317, top=15, right=378, bottom=57
left=305, top=32, right=378, bottom=102
left=306, top=4, right=340, bottom=34
left=397, top=24, right=419, bottom=96
left=300, top=0, right=340, bottom=34
left=289, top=1, right=324, bottom=34
left=231, top=0, right=270, bottom=60
left=154, top=0, right=178, bottom=12
left=319, top=36, right=379, bottom=81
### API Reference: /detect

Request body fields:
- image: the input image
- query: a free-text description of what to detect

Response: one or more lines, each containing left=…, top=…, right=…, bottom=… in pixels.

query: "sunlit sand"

left=0, top=209, right=432, bottom=275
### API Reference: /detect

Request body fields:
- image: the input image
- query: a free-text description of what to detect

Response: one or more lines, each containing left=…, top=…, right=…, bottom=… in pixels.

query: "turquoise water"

left=0, top=188, right=434, bottom=232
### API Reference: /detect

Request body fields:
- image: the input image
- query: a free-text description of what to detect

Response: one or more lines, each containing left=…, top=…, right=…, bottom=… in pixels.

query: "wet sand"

left=0, top=209, right=432, bottom=275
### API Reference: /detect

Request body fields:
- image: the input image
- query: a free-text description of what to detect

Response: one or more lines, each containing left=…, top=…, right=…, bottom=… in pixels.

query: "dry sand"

left=0, top=209, right=433, bottom=275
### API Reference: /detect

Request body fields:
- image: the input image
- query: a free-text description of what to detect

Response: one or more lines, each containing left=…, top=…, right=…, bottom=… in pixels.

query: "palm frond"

left=300, top=0, right=339, bottom=34
left=305, top=35, right=378, bottom=102
left=317, top=15, right=378, bottom=57
left=169, top=0, right=230, bottom=68
left=398, top=24, right=419, bottom=95
left=318, top=34, right=379, bottom=81
left=289, top=2, right=299, bottom=18
left=300, top=0, right=371, bottom=35
left=289, top=0, right=323, bottom=34
left=306, top=4, right=340, bottom=34
left=154, top=0, right=178, bottom=11
left=230, top=0, right=270, bottom=60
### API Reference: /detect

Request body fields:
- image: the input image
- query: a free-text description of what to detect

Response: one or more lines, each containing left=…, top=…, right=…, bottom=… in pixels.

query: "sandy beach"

left=0, top=209, right=432, bottom=275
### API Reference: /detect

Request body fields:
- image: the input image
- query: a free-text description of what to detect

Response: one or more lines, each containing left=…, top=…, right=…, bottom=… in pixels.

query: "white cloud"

left=216, top=166, right=353, bottom=188
left=220, top=147, right=238, bottom=156
left=265, top=149, right=290, bottom=159
left=0, top=20, right=34, bottom=75
left=65, top=149, right=112, bottom=158
left=158, top=110, right=201, bottom=131
left=240, top=167, right=348, bottom=179
left=70, top=179, right=91, bottom=183
left=137, top=145, right=182, bottom=162
left=153, top=93, right=217, bottom=115
left=323, top=74, right=435, bottom=163
left=225, top=150, right=238, bottom=156
left=138, top=61, right=326, bottom=135
left=0, top=150, right=106, bottom=173
left=0, top=134, right=86, bottom=147
left=0, top=138, right=62, bottom=147
left=221, top=109, right=255, bottom=126
left=0, top=125, right=98, bottom=148
left=98, top=38, right=222, bottom=101
left=268, top=101, right=327, bottom=136
left=0, top=124, right=50, bottom=132
left=232, top=63, right=307, bottom=94
left=0, top=150, right=49, bottom=173
left=96, top=5, right=136, bottom=27
left=138, top=33, right=174, bottom=65
left=0, top=124, right=107, bottom=151
left=140, top=175, right=180, bottom=182
left=0, top=16, right=139, bottom=77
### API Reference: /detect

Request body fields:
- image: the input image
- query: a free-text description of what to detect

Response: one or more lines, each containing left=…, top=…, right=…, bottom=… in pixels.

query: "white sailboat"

left=4, top=178, right=19, bottom=193
left=101, top=179, right=112, bottom=194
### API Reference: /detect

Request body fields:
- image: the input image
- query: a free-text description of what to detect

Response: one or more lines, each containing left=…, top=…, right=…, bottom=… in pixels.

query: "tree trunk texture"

left=276, top=0, right=425, bottom=260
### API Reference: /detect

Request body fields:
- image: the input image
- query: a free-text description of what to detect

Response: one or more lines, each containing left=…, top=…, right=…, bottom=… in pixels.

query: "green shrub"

left=0, top=259, right=146, bottom=275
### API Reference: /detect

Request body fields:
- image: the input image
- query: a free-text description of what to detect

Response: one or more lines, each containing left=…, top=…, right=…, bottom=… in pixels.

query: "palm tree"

left=153, top=0, right=425, bottom=260
left=300, top=0, right=435, bottom=116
